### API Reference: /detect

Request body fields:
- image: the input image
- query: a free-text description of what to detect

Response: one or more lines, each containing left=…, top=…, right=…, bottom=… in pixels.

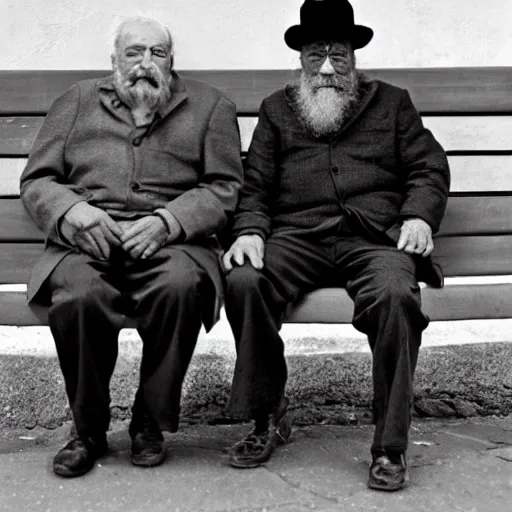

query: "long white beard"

left=295, top=70, right=360, bottom=138
left=113, top=65, right=172, bottom=115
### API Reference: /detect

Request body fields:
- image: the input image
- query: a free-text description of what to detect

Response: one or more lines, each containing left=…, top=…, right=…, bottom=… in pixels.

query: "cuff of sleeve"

left=234, top=228, right=267, bottom=242
left=154, top=208, right=183, bottom=242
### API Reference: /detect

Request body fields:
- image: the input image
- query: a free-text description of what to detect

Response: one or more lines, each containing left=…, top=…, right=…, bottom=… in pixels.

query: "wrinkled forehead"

left=302, top=41, right=351, bottom=54
left=116, top=20, right=171, bottom=51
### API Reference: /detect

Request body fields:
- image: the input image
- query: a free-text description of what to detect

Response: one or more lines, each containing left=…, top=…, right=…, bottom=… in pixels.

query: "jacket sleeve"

left=164, top=95, right=243, bottom=241
left=19, top=84, right=88, bottom=242
left=231, top=100, right=277, bottom=241
left=396, top=89, right=450, bottom=233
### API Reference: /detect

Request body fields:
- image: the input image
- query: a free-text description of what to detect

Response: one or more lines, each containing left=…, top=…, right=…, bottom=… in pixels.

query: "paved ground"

left=0, top=416, right=511, bottom=512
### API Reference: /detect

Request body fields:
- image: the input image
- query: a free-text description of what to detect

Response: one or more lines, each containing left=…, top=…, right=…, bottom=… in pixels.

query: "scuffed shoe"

left=368, top=452, right=408, bottom=491
left=53, top=436, right=108, bottom=478
left=130, top=414, right=166, bottom=467
left=229, top=397, right=291, bottom=469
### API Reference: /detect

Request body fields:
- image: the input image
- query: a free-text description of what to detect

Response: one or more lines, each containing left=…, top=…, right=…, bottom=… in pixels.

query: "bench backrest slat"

left=2, top=156, right=511, bottom=196
left=3, top=235, right=512, bottom=285
left=2, top=196, right=511, bottom=243
left=1, top=68, right=511, bottom=115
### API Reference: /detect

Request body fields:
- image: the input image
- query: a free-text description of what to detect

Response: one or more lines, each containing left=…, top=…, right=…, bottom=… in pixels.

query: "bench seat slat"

left=285, top=282, right=512, bottom=323
left=1, top=197, right=512, bottom=242
left=3, top=281, right=512, bottom=326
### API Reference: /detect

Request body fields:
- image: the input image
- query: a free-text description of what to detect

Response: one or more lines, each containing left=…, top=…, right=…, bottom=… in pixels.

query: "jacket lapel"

left=335, top=79, right=379, bottom=137
left=158, top=71, right=188, bottom=120
left=97, top=75, right=133, bottom=125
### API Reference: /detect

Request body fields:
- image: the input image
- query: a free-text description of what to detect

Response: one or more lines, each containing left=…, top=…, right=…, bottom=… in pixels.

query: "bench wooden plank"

left=2, top=115, right=512, bottom=157
left=437, top=197, right=512, bottom=237
left=4, top=281, right=512, bottom=326
left=2, top=234, right=512, bottom=285
left=238, top=117, right=512, bottom=155
left=0, top=117, right=42, bottom=155
left=1, top=68, right=511, bottom=115
left=284, top=282, right=512, bottom=323
left=0, top=244, right=42, bottom=283
left=2, top=197, right=512, bottom=242
left=0, top=200, right=42, bottom=240
left=434, top=235, right=512, bottom=276
left=0, top=292, right=49, bottom=326
left=2, top=155, right=512, bottom=196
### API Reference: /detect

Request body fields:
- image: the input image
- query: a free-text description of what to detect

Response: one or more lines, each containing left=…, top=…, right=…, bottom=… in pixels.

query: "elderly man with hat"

left=222, top=0, right=450, bottom=491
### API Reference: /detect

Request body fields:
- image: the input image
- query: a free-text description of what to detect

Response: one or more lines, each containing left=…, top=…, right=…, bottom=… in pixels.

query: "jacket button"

left=132, top=137, right=142, bottom=146
left=111, top=99, right=121, bottom=108
left=130, top=182, right=140, bottom=191
left=331, top=166, right=339, bottom=174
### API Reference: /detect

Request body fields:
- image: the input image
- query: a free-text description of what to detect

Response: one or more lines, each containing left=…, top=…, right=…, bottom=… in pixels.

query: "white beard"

left=295, top=70, right=360, bottom=138
left=113, top=65, right=172, bottom=115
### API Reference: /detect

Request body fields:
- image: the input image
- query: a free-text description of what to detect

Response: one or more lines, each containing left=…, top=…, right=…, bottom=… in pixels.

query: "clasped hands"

left=222, top=218, right=433, bottom=271
left=60, top=202, right=170, bottom=260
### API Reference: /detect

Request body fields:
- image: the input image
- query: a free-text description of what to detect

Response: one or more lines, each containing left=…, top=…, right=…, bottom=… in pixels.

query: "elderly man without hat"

left=222, top=0, right=450, bottom=491
left=20, top=17, right=243, bottom=477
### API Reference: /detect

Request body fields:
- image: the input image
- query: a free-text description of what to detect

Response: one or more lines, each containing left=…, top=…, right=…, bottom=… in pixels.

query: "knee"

left=225, top=264, right=264, bottom=298
left=358, top=272, right=421, bottom=317
left=377, top=277, right=418, bottom=306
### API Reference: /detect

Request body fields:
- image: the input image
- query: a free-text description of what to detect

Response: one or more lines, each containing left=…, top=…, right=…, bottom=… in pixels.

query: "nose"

left=140, top=49, right=152, bottom=69
left=319, top=57, right=335, bottom=75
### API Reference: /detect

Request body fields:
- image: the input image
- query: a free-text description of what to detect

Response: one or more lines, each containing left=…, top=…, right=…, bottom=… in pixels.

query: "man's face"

left=295, top=40, right=359, bottom=138
left=113, top=20, right=172, bottom=88
left=301, top=41, right=355, bottom=81
left=112, top=20, right=173, bottom=112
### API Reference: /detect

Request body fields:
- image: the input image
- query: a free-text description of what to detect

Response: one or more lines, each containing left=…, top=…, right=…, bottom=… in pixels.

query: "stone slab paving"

left=0, top=416, right=511, bottom=512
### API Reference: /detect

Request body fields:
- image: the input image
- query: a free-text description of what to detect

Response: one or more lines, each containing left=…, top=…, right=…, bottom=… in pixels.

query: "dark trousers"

left=224, top=232, right=428, bottom=454
left=47, top=247, right=214, bottom=439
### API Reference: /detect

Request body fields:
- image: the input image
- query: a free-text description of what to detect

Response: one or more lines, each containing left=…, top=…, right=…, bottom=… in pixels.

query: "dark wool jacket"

left=233, top=79, right=450, bottom=286
left=20, top=72, right=243, bottom=329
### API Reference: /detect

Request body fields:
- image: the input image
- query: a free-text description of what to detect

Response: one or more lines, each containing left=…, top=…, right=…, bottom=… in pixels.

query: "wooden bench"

left=1, top=68, right=512, bottom=326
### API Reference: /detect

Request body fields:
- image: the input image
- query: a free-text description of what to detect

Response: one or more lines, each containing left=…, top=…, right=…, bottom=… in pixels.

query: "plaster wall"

left=1, top=0, right=511, bottom=70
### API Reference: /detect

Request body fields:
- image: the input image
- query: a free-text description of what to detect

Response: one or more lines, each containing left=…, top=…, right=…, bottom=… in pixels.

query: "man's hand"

left=222, top=234, right=265, bottom=271
left=120, top=216, right=168, bottom=259
left=60, top=202, right=123, bottom=260
left=397, top=218, right=434, bottom=257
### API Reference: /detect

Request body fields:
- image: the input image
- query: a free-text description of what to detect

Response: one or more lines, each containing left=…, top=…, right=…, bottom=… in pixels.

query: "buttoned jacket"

left=233, top=79, right=450, bottom=285
left=20, top=72, right=243, bottom=328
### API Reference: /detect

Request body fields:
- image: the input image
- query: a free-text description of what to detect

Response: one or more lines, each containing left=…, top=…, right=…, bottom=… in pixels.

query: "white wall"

left=2, top=0, right=511, bottom=70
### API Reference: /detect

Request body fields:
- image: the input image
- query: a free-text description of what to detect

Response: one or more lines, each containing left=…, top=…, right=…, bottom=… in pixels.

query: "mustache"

left=127, top=65, right=163, bottom=88
left=305, top=71, right=357, bottom=93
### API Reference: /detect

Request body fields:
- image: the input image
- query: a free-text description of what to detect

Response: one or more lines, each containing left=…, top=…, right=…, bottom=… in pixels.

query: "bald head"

left=113, top=18, right=173, bottom=58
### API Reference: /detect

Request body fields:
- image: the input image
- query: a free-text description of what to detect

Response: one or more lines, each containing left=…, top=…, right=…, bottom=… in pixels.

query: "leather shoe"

left=130, top=413, right=166, bottom=467
left=53, top=436, right=108, bottom=478
left=228, top=396, right=291, bottom=469
left=367, top=452, right=408, bottom=491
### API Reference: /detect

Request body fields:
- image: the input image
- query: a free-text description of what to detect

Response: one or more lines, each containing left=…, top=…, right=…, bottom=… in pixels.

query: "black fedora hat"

left=285, top=0, right=373, bottom=51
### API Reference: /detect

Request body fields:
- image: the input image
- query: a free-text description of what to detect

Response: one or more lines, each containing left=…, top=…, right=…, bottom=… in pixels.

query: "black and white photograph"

left=0, top=0, right=511, bottom=510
